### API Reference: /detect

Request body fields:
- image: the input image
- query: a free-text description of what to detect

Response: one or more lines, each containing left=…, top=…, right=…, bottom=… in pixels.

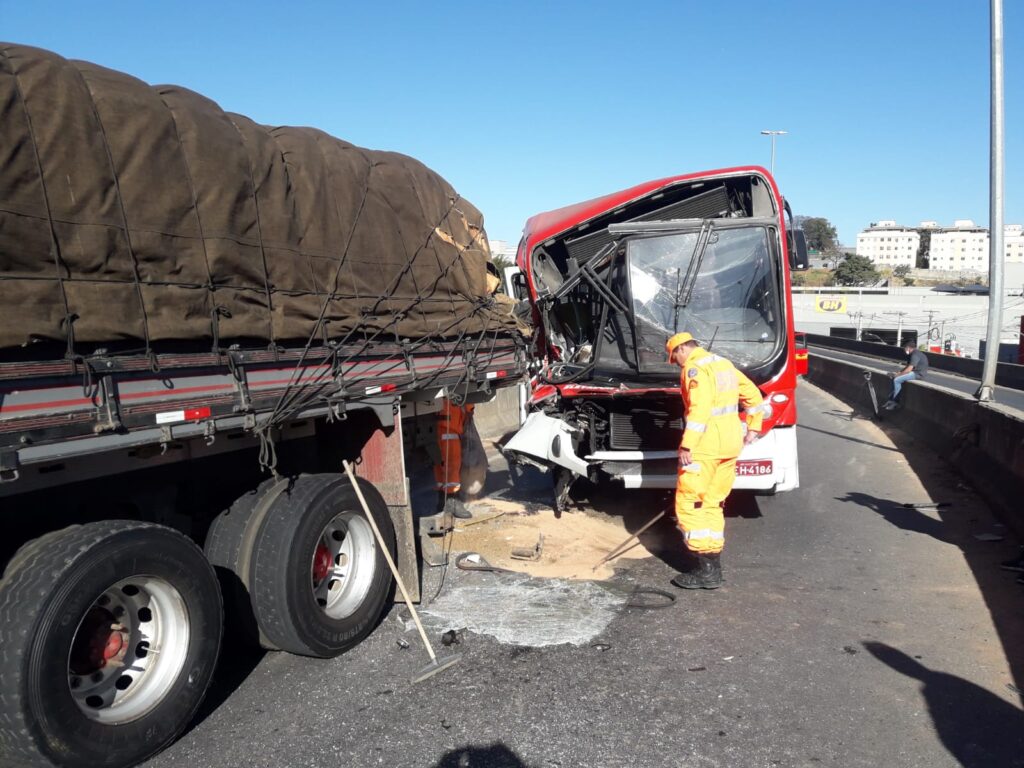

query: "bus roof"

left=521, top=165, right=776, bottom=252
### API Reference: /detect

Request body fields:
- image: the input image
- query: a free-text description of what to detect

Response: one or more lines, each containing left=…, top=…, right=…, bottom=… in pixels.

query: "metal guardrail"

left=804, top=332, right=1024, bottom=392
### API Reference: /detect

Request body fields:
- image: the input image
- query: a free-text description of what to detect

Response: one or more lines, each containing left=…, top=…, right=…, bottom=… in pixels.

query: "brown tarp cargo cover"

left=0, top=43, right=520, bottom=352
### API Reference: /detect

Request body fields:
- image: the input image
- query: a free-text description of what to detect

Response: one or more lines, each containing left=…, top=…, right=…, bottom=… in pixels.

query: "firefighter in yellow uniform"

left=434, top=398, right=475, bottom=519
left=666, top=332, right=765, bottom=589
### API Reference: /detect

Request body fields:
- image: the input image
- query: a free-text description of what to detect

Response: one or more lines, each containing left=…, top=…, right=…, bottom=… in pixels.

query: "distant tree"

left=490, top=253, right=514, bottom=273
left=800, top=217, right=839, bottom=253
left=915, top=229, right=931, bottom=269
left=833, top=254, right=880, bottom=286
left=893, top=265, right=911, bottom=278
left=791, top=268, right=833, bottom=287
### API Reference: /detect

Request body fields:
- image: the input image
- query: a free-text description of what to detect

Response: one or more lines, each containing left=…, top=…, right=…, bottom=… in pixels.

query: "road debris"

left=454, top=511, right=507, bottom=530
left=453, top=501, right=657, bottom=580
left=510, top=533, right=544, bottom=561
left=455, top=552, right=513, bottom=574
left=441, top=629, right=461, bottom=647
left=422, top=575, right=625, bottom=647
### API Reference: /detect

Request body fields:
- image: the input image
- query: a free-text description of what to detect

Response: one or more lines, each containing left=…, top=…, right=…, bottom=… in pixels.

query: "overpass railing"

left=804, top=333, right=1024, bottom=392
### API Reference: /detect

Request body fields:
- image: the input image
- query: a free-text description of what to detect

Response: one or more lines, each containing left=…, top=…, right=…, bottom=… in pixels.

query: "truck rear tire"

left=247, top=474, right=396, bottom=658
left=0, top=521, right=222, bottom=768
left=204, top=476, right=291, bottom=650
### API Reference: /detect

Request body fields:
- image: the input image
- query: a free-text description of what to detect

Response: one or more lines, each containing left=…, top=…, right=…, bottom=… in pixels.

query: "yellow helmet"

left=665, top=332, right=696, bottom=362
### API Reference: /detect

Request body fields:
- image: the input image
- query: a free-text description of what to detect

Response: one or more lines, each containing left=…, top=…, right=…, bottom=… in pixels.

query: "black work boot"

left=671, top=553, right=723, bottom=590
left=437, top=492, right=472, bottom=520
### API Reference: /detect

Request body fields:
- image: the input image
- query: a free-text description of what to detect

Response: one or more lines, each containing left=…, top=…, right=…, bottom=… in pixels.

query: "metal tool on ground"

left=455, top=552, right=514, bottom=574
left=903, top=502, right=951, bottom=509
left=592, top=510, right=666, bottom=572
left=342, top=461, right=460, bottom=683
left=454, top=511, right=507, bottom=529
left=418, top=514, right=451, bottom=567
left=510, top=532, right=544, bottom=561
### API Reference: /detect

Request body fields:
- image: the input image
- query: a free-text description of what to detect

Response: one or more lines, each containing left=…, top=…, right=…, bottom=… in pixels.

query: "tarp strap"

left=74, top=66, right=153, bottom=356
left=228, top=115, right=276, bottom=348
left=2, top=47, right=75, bottom=359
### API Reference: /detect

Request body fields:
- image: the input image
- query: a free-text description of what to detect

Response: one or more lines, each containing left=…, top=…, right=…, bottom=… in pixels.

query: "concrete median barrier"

left=807, top=354, right=1024, bottom=536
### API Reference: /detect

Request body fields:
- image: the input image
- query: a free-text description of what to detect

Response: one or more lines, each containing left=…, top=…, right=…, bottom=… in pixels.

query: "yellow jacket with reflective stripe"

left=679, top=347, right=765, bottom=458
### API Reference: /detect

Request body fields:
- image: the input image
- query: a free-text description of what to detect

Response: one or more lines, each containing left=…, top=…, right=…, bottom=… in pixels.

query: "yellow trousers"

left=674, top=455, right=736, bottom=554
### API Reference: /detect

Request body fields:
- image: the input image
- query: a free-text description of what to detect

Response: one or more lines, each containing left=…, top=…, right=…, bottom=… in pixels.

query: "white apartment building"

left=927, top=221, right=1024, bottom=271
left=855, top=220, right=920, bottom=268
left=1007, top=224, right=1024, bottom=264
left=488, top=239, right=517, bottom=263
left=928, top=220, right=989, bottom=271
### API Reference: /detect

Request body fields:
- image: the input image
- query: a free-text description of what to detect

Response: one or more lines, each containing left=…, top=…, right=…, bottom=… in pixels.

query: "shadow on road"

left=864, top=641, right=1024, bottom=767
left=831, top=395, right=1024, bottom=709
left=835, top=492, right=949, bottom=542
left=432, top=743, right=531, bottom=768
left=182, top=632, right=265, bottom=737
left=798, top=422, right=901, bottom=452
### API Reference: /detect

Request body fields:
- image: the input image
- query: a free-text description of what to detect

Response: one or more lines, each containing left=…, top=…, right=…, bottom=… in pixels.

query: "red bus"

left=505, top=167, right=807, bottom=509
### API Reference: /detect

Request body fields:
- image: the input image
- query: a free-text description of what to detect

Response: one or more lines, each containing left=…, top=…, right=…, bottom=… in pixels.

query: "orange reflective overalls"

left=434, top=398, right=475, bottom=493
left=675, top=348, right=765, bottom=554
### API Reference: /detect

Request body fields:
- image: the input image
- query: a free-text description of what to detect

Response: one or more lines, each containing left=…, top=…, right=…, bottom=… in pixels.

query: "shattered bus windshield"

left=627, top=225, right=782, bottom=371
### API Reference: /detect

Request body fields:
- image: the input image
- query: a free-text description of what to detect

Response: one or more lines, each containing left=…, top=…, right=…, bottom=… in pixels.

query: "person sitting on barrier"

left=884, top=340, right=928, bottom=410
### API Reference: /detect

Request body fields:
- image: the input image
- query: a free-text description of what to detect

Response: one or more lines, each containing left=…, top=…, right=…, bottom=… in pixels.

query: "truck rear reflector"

left=155, top=406, right=212, bottom=425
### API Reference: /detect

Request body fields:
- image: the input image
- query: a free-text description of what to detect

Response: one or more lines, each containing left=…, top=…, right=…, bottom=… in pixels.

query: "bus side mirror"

left=787, top=229, right=809, bottom=271
left=509, top=270, right=529, bottom=301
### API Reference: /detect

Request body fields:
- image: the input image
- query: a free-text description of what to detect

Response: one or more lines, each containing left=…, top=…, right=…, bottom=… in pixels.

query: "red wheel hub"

left=70, top=607, right=129, bottom=675
left=312, top=544, right=332, bottom=584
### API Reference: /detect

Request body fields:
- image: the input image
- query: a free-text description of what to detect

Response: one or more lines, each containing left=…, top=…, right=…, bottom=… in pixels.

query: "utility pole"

left=884, top=311, right=908, bottom=346
left=760, top=130, right=787, bottom=177
left=978, top=0, right=1005, bottom=401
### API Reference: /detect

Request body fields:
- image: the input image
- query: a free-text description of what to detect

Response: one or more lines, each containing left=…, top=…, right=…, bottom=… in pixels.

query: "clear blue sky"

left=2, top=0, right=1020, bottom=246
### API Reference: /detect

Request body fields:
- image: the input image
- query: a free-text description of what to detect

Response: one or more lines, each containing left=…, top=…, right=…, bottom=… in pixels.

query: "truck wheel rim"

left=311, top=512, right=377, bottom=619
left=68, top=576, right=190, bottom=724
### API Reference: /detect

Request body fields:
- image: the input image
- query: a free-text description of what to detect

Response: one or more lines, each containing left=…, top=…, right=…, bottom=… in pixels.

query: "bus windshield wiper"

left=673, top=221, right=713, bottom=328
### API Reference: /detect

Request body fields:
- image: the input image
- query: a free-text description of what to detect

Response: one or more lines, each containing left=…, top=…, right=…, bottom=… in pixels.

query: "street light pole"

left=761, top=130, right=782, bottom=177
left=978, top=0, right=1004, bottom=401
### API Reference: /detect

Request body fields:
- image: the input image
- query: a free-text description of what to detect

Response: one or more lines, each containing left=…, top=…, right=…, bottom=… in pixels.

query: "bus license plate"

left=736, top=460, right=773, bottom=476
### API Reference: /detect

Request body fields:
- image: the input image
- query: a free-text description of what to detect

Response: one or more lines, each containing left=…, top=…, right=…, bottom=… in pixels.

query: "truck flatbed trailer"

left=0, top=336, right=526, bottom=479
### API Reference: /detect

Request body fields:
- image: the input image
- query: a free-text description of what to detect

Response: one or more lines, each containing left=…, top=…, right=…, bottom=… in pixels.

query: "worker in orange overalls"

left=434, top=398, right=475, bottom=519
left=666, top=332, right=765, bottom=589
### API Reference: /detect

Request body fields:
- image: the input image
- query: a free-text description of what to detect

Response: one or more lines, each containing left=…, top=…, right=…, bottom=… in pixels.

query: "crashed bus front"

left=505, top=167, right=803, bottom=509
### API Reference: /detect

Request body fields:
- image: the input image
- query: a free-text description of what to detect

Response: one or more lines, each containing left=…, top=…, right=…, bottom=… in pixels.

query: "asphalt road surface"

left=809, top=345, right=1024, bottom=413
left=147, top=383, right=1024, bottom=768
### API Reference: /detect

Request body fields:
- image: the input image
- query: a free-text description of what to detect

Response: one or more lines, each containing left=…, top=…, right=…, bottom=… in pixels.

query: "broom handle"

left=343, top=460, right=437, bottom=663
left=593, top=510, right=666, bottom=570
